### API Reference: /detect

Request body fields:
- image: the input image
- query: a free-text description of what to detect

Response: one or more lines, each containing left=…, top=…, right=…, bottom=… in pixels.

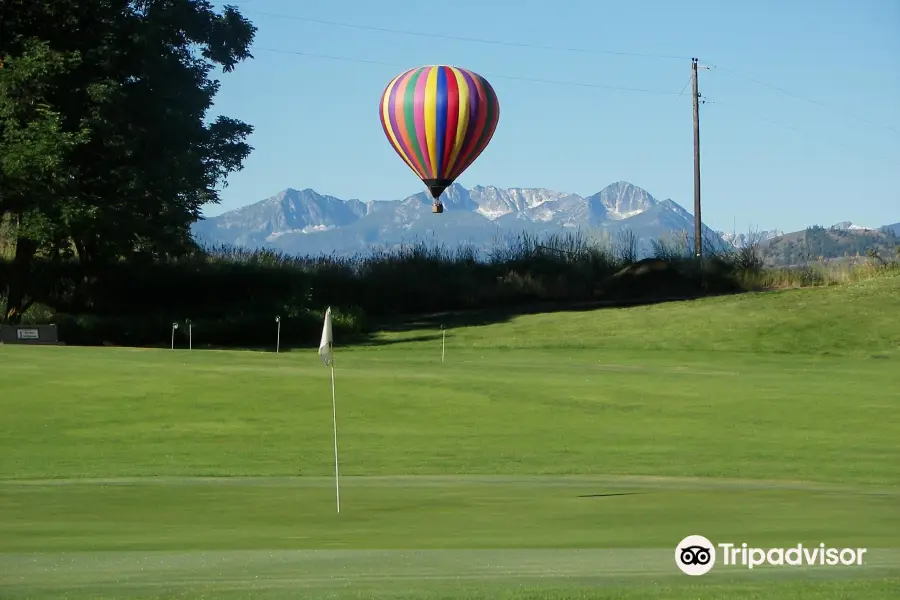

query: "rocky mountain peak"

left=587, top=182, right=659, bottom=221
left=191, top=181, right=735, bottom=258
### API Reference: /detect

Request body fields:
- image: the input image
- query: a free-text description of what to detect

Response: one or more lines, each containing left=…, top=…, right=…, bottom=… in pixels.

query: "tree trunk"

left=73, top=235, right=87, bottom=263
left=3, top=215, right=38, bottom=324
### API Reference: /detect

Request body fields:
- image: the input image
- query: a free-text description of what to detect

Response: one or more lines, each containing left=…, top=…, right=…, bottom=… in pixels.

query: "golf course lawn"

left=1, top=275, right=899, bottom=598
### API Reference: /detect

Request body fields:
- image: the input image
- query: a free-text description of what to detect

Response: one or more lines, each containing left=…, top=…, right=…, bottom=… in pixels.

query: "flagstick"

left=329, top=354, right=340, bottom=514
left=319, top=307, right=340, bottom=514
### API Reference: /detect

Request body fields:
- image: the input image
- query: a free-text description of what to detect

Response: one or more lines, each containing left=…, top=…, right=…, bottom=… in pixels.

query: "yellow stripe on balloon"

left=381, top=71, right=417, bottom=174
left=446, top=67, right=470, bottom=176
left=423, top=67, right=439, bottom=179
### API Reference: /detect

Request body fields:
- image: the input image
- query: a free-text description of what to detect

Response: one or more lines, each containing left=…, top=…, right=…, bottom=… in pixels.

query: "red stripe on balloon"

left=391, top=70, right=428, bottom=180
left=459, top=80, right=500, bottom=182
left=440, top=68, right=460, bottom=179
left=451, top=72, right=490, bottom=181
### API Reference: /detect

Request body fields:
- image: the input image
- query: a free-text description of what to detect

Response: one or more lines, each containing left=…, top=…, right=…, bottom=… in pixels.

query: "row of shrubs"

left=3, top=305, right=365, bottom=348
left=2, top=230, right=897, bottom=348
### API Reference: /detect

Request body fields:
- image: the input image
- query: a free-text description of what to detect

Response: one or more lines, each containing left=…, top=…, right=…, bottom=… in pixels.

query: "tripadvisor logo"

left=674, top=535, right=868, bottom=575
left=675, top=535, right=716, bottom=576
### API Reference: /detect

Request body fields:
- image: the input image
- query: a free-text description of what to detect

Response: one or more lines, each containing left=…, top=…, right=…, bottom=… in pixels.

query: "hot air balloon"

left=379, top=65, right=500, bottom=214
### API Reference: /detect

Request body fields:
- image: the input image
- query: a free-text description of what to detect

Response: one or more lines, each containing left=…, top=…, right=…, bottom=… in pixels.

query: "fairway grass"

left=2, top=475, right=899, bottom=598
left=2, top=280, right=899, bottom=598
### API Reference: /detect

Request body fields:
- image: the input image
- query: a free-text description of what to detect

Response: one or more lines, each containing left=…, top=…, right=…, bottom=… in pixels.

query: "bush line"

left=2, top=230, right=897, bottom=348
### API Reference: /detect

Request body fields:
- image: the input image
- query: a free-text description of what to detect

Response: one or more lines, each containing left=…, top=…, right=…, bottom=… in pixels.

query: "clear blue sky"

left=207, top=0, right=900, bottom=233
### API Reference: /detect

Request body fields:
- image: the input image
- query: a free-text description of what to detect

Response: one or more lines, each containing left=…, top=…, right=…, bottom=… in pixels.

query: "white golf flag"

left=319, top=306, right=340, bottom=513
left=319, top=307, right=333, bottom=366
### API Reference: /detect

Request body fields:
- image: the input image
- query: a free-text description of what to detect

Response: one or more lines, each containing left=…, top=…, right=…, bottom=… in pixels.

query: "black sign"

left=0, top=324, right=61, bottom=345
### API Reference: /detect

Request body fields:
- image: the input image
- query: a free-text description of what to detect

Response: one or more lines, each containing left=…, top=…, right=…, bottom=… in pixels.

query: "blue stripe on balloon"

left=435, top=67, right=448, bottom=179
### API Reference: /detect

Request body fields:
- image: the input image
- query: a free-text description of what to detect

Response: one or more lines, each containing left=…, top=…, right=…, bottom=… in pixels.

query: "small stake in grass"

left=441, top=325, right=445, bottom=363
left=275, top=315, right=281, bottom=353
left=187, top=319, right=192, bottom=350
left=171, top=322, right=178, bottom=349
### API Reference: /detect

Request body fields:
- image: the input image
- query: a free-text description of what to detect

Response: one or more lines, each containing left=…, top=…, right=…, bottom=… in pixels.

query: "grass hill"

left=373, top=270, right=900, bottom=357
left=758, top=224, right=899, bottom=265
left=1, top=275, right=898, bottom=599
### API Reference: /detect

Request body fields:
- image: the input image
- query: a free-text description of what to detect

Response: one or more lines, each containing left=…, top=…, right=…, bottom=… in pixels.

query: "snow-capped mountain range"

left=830, top=220, right=876, bottom=232
left=191, top=181, right=730, bottom=257
left=718, top=230, right=785, bottom=249
left=190, top=181, right=897, bottom=258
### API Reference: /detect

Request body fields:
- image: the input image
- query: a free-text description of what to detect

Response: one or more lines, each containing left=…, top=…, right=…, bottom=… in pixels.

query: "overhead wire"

left=242, top=8, right=900, bottom=140
left=239, top=6, right=897, bottom=162
left=707, top=63, right=900, bottom=137
left=702, top=98, right=894, bottom=164
left=256, top=49, right=892, bottom=163
left=257, top=47, right=687, bottom=97
left=247, top=10, right=693, bottom=62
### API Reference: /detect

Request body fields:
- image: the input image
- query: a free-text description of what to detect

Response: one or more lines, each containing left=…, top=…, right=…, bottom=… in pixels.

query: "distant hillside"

left=191, top=181, right=729, bottom=258
left=759, top=223, right=900, bottom=265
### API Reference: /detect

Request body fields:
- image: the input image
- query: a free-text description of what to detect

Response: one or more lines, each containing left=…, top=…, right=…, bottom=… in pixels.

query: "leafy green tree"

left=0, top=39, right=87, bottom=320
left=1, top=0, right=256, bottom=322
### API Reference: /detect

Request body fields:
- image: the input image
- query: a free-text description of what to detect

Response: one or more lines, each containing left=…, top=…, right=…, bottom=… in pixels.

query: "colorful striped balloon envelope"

left=379, top=65, right=500, bottom=209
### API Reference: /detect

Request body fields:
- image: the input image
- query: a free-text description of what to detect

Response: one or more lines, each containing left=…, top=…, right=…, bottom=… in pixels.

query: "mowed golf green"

left=1, top=276, right=899, bottom=599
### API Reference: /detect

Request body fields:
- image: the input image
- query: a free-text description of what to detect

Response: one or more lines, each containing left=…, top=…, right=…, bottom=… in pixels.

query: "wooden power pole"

left=691, top=57, right=705, bottom=258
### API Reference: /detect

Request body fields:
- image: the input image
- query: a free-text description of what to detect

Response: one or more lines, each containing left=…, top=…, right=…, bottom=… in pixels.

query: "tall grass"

left=195, top=229, right=898, bottom=304
left=741, top=260, right=900, bottom=289
left=3, top=228, right=898, bottom=347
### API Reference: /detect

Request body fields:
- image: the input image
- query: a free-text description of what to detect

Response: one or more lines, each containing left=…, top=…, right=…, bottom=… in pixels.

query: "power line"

left=248, top=10, right=693, bottom=62
left=705, top=98, right=894, bottom=164
left=257, top=47, right=687, bottom=96
left=235, top=4, right=894, bottom=163
left=709, top=63, right=900, bottom=138
left=241, top=8, right=900, bottom=138
left=256, top=46, right=895, bottom=163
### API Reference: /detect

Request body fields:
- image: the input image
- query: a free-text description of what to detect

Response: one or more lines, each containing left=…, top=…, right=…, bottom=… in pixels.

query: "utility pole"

left=690, top=57, right=706, bottom=258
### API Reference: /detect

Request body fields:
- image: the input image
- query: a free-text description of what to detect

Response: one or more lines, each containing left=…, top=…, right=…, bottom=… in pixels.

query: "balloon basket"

left=432, top=203, right=444, bottom=214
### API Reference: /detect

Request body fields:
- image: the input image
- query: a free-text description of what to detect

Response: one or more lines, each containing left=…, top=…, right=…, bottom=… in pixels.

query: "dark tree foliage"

left=0, top=0, right=256, bottom=322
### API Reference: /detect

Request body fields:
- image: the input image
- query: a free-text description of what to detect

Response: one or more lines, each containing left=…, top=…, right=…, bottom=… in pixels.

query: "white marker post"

left=441, top=325, right=446, bottom=363
left=318, top=307, right=340, bottom=513
left=275, top=315, right=281, bottom=353
left=187, top=319, right=192, bottom=350
left=171, top=322, right=178, bottom=349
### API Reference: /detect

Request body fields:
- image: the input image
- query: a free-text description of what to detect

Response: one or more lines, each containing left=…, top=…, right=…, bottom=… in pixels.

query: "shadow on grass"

left=356, top=258, right=748, bottom=343
left=131, top=291, right=741, bottom=353
left=352, top=333, right=443, bottom=347
left=164, top=333, right=445, bottom=353
left=576, top=492, right=647, bottom=498
left=12, top=258, right=750, bottom=351
left=48, top=290, right=736, bottom=353
left=364, top=292, right=739, bottom=341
